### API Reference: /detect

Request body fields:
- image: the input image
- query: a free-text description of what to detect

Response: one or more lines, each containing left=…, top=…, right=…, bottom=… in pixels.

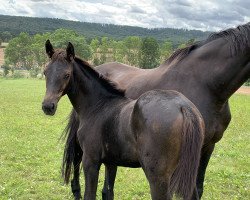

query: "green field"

left=0, top=79, right=249, bottom=200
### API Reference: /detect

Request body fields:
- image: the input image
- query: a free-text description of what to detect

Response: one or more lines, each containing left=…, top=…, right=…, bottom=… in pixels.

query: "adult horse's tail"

left=170, top=106, right=204, bottom=199
left=62, top=110, right=81, bottom=184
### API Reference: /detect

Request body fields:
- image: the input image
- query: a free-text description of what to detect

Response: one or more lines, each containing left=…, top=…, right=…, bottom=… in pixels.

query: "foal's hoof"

left=102, top=191, right=114, bottom=200
left=74, top=193, right=82, bottom=200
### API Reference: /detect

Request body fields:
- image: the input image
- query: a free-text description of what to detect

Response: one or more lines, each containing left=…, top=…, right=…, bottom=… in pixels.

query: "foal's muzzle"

left=42, top=101, right=57, bottom=116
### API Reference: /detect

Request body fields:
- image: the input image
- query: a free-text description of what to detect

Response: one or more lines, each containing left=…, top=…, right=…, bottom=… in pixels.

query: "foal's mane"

left=166, top=22, right=250, bottom=64
left=74, top=57, right=125, bottom=96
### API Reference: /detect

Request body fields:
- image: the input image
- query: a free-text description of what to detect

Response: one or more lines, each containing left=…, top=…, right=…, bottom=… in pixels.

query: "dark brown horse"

left=42, top=41, right=204, bottom=200
left=63, top=22, right=250, bottom=199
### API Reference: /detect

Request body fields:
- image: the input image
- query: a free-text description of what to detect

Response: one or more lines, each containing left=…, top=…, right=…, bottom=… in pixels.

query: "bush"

left=93, top=57, right=100, bottom=66
left=12, top=71, right=26, bottom=79
left=36, top=73, right=44, bottom=79
left=245, top=79, right=250, bottom=86
left=2, top=65, right=10, bottom=77
left=29, top=68, right=40, bottom=78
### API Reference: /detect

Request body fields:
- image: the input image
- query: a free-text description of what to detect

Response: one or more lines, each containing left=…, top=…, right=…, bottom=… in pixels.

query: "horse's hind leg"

left=102, top=164, right=117, bottom=200
left=142, top=162, right=172, bottom=200
left=145, top=171, right=172, bottom=200
left=139, top=146, right=176, bottom=200
left=71, top=145, right=83, bottom=200
left=138, top=131, right=181, bottom=200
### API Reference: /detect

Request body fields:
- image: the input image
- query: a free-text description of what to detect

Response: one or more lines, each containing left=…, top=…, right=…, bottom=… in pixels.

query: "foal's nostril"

left=42, top=103, right=47, bottom=111
left=51, top=103, right=55, bottom=110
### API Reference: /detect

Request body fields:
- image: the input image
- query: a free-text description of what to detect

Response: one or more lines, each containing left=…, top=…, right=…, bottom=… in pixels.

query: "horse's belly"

left=102, top=150, right=141, bottom=167
left=103, top=159, right=141, bottom=168
left=101, top=140, right=140, bottom=168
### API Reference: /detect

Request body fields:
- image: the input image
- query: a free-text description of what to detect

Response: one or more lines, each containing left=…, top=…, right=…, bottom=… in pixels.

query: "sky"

left=0, top=0, right=249, bottom=31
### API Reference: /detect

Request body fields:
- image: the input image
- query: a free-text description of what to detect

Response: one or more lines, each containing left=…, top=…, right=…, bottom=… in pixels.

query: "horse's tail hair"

left=61, top=109, right=82, bottom=184
left=170, top=106, right=204, bottom=200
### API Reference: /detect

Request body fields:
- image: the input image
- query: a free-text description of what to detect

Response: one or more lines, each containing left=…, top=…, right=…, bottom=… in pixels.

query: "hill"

left=0, top=15, right=211, bottom=46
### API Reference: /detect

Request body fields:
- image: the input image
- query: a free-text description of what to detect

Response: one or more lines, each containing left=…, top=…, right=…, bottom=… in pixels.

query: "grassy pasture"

left=0, top=79, right=249, bottom=200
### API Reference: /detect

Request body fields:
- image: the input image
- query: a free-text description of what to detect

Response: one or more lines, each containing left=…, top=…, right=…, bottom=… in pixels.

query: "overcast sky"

left=0, top=0, right=249, bottom=31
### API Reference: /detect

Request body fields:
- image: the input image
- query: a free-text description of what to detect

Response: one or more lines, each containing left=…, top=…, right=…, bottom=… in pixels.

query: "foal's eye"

left=64, top=74, right=70, bottom=79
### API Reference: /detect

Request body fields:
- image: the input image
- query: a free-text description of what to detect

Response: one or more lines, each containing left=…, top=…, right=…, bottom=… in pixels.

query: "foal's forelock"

left=51, top=50, right=68, bottom=62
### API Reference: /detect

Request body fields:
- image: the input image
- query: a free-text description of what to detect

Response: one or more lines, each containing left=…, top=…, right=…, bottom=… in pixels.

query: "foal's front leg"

left=102, top=164, right=117, bottom=200
left=71, top=144, right=83, bottom=200
left=83, top=157, right=101, bottom=200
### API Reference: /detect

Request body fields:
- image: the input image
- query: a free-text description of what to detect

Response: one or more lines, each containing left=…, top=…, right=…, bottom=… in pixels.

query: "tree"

left=177, top=38, right=195, bottom=49
left=74, top=36, right=92, bottom=60
left=99, top=37, right=109, bottom=64
left=4, top=32, right=33, bottom=70
left=139, top=37, right=160, bottom=69
left=50, top=29, right=92, bottom=60
left=2, top=59, right=11, bottom=76
left=160, top=40, right=173, bottom=62
left=111, top=40, right=126, bottom=63
left=90, top=38, right=100, bottom=65
left=30, top=33, right=51, bottom=76
left=0, top=31, right=12, bottom=42
left=4, top=29, right=93, bottom=74
left=123, top=36, right=141, bottom=66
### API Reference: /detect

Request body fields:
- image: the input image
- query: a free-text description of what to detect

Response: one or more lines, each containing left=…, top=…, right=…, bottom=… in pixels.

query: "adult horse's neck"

left=67, top=58, right=124, bottom=116
left=163, top=23, right=250, bottom=104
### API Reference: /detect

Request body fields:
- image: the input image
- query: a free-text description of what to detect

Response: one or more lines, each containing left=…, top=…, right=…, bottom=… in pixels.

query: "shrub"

left=12, top=71, right=26, bottom=79
left=2, top=65, right=10, bottom=77
left=29, top=68, right=40, bottom=78
left=36, top=73, right=44, bottom=79
left=245, top=79, right=250, bottom=86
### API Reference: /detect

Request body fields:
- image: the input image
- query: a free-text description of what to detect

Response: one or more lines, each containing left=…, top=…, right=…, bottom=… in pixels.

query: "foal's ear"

left=66, top=42, right=75, bottom=61
left=45, top=40, right=54, bottom=58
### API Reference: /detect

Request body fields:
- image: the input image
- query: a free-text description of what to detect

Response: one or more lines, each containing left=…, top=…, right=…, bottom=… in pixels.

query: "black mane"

left=74, top=57, right=125, bottom=97
left=166, top=22, right=250, bottom=64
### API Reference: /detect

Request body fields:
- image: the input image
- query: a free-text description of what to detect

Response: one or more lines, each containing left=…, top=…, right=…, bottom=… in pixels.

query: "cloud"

left=153, top=0, right=249, bottom=30
left=0, top=0, right=249, bottom=31
left=128, top=5, right=147, bottom=14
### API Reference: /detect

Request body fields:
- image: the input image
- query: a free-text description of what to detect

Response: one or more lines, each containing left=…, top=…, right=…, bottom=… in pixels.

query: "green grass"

left=0, top=79, right=249, bottom=199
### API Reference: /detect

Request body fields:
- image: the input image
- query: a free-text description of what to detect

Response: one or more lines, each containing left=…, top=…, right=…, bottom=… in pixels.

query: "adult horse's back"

left=64, top=23, right=250, bottom=199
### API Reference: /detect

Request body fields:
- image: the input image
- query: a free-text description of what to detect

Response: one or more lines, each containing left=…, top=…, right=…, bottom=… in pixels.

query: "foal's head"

left=42, top=40, right=75, bottom=115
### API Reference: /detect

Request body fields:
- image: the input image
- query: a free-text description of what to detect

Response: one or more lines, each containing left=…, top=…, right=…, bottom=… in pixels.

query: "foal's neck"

left=67, top=62, right=123, bottom=116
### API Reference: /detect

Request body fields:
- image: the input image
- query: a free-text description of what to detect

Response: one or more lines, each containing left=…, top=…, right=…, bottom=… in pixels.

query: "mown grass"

left=0, top=78, right=249, bottom=200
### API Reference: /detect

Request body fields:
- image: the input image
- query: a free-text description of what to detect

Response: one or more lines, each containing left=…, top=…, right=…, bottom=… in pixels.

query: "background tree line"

left=2, top=29, right=181, bottom=77
left=1, top=28, right=249, bottom=85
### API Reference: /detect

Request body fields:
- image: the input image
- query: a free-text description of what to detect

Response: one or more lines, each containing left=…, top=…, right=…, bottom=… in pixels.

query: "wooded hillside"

left=0, top=15, right=210, bottom=46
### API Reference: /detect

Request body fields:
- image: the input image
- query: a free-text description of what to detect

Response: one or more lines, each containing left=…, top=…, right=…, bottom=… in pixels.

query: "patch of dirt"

left=236, top=86, right=250, bottom=95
